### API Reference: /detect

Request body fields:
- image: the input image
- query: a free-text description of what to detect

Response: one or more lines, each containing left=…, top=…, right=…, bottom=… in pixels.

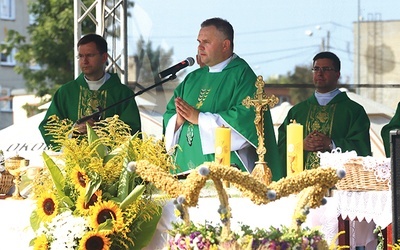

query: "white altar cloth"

left=336, top=190, right=392, bottom=228
left=335, top=190, right=392, bottom=249
left=145, top=195, right=339, bottom=249
left=0, top=191, right=391, bottom=250
left=0, top=198, right=35, bottom=249
left=188, top=196, right=338, bottom=237
left=0, top=195, right=338, bottom=250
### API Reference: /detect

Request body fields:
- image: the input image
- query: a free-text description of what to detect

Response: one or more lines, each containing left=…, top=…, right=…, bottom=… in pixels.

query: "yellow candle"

left=215, top=126, right=231, bottom=166
left=287, top=121, right=303, bottom=176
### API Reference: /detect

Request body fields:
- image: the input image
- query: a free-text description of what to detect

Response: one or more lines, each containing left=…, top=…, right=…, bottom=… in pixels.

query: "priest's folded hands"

left=174, top=97, right=199, bottom=129
left=304, top=130, right=332, bottom=152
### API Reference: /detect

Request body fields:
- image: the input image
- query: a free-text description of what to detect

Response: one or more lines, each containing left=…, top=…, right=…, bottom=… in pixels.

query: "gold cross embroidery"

left=196, top=88, right=211, bottom=109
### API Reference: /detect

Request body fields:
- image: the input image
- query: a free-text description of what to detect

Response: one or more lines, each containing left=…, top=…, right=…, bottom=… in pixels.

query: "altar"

left=0, top=195, right=338, bottom=250
left=1, top=190, right=391, bottom=250
left=336, top=190, right=392, bottom=249
left=0, top=198, right=35, bottom=249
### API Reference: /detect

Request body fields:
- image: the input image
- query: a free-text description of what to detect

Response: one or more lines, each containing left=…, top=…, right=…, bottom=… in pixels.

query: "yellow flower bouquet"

left=30, top=115, right=171, bottom=250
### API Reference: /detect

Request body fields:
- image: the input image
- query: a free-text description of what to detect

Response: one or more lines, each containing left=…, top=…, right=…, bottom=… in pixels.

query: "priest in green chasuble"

left=163, top=17, right=283, bottom=181
left=278, top=51, right=371, bottom=170
left=381, top=102, right=400, bottom=157
left=39, top=34, right=141, bottom=150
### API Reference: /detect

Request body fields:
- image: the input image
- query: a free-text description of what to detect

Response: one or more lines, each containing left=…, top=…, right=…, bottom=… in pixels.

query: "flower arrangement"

left=165, top=221, right=330, bottom=250
left=30, top=114, right=348, bottom=250
left=30, top=115, right=172, bottom=250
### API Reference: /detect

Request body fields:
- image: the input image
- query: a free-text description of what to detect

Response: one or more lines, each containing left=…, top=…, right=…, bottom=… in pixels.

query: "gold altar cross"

left=242, top=75, right=279, bottom=184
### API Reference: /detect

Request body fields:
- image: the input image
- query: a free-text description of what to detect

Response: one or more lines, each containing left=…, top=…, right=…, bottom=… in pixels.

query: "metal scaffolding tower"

left=73, top=0, right=128, bottom=84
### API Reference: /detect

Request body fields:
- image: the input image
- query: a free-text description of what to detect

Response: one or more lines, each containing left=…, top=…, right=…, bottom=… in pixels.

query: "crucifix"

left=242, top=75, right=279, bottom=185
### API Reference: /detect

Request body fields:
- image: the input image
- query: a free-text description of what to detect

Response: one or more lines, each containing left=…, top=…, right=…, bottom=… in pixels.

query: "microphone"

left=158, top=57, right=195, bottom=78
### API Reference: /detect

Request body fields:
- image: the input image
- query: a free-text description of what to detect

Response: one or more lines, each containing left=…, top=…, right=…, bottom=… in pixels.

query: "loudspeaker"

left=391, top=129, right=400, bottom=241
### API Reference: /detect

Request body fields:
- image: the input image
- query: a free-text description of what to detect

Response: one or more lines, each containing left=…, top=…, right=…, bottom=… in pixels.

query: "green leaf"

left=98, top=219, right=114, bottom=232
left=87, top=124, right=107, bottom=158
left=84, top=174, right=102, bottom=204
left=116, top=168, right=131, bottom=200
left=109, top=133, right=139, bottom=163
left=30, top=210, right=41, bottom=231
left=103, top=153, right=116, bottom=164
left=106, top=179, right=119, bottom=197
left=42, top=151, right=64, bottom=189
left=110, top=196, right=122, bottom=203
left=42, top=151, right=74, bottom=207
left=119, top=184, right=145, bottom=210
left=131, top=206, right=163, bottom=250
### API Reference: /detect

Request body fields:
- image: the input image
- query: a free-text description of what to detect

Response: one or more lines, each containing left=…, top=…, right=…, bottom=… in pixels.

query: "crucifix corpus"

left=242, top=75, right=279, bottom=185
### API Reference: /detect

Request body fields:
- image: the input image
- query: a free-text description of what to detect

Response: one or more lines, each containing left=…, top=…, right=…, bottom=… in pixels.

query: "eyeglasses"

left=311, top=67, right=336, bottom=73
left=76, top=53, right=100, bottom=60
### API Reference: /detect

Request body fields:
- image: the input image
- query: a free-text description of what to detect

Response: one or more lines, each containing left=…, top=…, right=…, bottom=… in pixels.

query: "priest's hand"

left=175, top=112, right=185, bottom=132
left=74, top=118, right=96, bottom=134
left=304, top=130, right=331, bottom=152
left=196, top=53, right=205, bottom=68
left=175, top=97, right=199, bottom=125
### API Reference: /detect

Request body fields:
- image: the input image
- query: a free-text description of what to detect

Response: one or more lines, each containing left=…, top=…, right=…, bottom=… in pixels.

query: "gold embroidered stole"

left=186, top=88, right=211, bottom=146
left=305, top=104, right=336, bottom=169
left=78, top=87, right=107, bottom=118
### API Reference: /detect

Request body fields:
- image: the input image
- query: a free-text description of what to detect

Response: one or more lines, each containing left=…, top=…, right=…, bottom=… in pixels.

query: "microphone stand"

left=76, top=74, right=177, bottom=124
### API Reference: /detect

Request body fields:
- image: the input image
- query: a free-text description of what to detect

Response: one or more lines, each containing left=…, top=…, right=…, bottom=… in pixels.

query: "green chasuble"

left=278, top=92, right=371, bottom=170
left=39, top=73, right=141, bottom=149
left=381, top=102, right=400, bottom=157
left=163, top=56, right=284, bottom=181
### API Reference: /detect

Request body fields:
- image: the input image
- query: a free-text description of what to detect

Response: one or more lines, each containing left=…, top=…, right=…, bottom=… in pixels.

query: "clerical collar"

left=85, top=73, right=110, bottom=90
left=209, top=53, right=237, bottom=73
left=314, top=88, right=341, bottom=106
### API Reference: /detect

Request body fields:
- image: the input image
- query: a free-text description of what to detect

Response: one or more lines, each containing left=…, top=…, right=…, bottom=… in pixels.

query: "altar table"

left=0, top=197, right=35, bottom=249
left=0, top=191, right=392, bottom=249
left=335, top=190, right=392, bottom=249
left=146, top=195, right=339, bottom=249
left=0, top=195, right=338, bottom=250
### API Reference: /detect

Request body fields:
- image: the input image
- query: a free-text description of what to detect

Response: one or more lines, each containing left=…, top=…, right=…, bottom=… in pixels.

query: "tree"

left=2, top=0, right=176, bottom=119
left=265, top=64, right=314, bottom=105
left=1, top=0, right=79, bottom=97
left=132, top=37, right=173, bottom=85
left=1, top=0, right=134, bottom=98
left=288, top=65, right=315, bottom=104
left=129, top=37, right=174, bottom=114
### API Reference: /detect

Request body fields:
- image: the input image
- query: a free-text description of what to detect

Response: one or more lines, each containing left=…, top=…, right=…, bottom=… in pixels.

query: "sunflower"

left=90, top=200, right=124, bottom=233
left=33, top=234, right=49, bottom=250
left=36, top=192, right=58, bottom=222
left=78, top=231, right=111, bottom=250
left=76, top=190, right=103, bottom=215
left=70, top=165, right=89, bottom=193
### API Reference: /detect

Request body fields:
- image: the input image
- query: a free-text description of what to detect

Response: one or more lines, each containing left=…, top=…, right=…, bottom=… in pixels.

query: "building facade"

left=0, top=0, right=31, bottom=129
left=354, top=19, right=400, bottom=110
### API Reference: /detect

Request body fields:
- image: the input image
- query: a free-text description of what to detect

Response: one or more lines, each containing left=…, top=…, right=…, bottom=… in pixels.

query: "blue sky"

left=128, top=0, right=400, bottom=84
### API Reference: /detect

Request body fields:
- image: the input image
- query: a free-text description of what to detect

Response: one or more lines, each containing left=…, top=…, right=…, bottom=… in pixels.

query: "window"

left=29, top=13, right=36, bottom=25
left=0, top=45, right=15, bottom=66
left=29, top=60, right=41, bottom=70
left=0, top=0, right=14, bottom=20
left=0, top=87, right=12, bottom=112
